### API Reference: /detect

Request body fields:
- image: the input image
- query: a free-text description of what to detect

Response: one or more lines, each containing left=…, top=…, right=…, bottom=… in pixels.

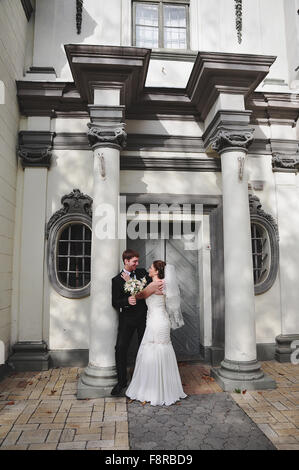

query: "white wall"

left=275, top=172, right=299, bottom=336
left=283, top=0, right=299, bottom=88
left=0, top=1, right=29, bottom=359
left=247, top=155, right=281, bottom=343
left=45, top=148, right=94, bottom=350
left=32, top=0, right=295, bottom=88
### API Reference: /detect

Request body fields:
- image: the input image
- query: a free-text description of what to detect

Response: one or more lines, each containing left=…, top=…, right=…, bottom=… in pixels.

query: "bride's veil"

left=164, top=264, right=184, bottom=330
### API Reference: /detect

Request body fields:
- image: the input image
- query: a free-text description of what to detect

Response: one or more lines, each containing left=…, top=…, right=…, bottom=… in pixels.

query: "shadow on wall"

left=53, top=0, right=119, bottom=79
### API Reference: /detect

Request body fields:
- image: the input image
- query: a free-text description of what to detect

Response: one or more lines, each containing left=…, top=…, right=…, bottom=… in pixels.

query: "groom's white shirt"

left=123, top=268, right=136, bottom=279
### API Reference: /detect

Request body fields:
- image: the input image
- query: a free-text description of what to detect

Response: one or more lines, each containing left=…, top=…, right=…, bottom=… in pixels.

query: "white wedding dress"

left=126, top=294, right=187, bottom=406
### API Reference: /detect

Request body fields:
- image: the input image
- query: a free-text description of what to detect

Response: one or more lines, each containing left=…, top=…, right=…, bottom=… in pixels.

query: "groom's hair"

left=122, top=249, right=139, bottom=263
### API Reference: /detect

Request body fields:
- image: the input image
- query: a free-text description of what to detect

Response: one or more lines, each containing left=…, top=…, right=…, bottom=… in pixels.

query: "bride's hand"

left=121, top=272, right=130, bottom=282
left=151, top=279, right=164, bottom=295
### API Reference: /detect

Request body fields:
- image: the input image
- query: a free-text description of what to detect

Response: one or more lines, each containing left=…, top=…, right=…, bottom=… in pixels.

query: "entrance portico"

left=62, top=45, right=278, bottom=397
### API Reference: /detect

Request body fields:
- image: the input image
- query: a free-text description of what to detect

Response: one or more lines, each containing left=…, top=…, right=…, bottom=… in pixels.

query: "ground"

left=0, top=361, right=298, bottom=450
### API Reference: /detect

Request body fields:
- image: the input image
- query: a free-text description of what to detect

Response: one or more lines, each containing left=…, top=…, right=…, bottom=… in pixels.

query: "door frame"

left=120, top=193, right=225, bottom=364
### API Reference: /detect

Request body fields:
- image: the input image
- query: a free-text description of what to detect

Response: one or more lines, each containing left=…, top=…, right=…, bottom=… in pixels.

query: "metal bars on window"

left=133, top=1, right=189, bottom=49
left=251, top=223, right=268, bottom=285
left=57, top=223, right=91, bottom=289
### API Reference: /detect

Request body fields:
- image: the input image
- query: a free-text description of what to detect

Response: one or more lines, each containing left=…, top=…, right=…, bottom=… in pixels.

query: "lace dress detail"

left=126, top=294, right=187, bottom=406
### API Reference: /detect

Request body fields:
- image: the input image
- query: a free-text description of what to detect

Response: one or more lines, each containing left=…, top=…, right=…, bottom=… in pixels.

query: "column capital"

left=87, top=122, right=127, bottom=150
left=18, top=131, right=55, bottom=169
left=211, top=127, right=254, bottom=154
left=202, top=110, right=254, bottom=156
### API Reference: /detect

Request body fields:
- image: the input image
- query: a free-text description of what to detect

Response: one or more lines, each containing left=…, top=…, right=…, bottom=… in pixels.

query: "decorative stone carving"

left=272, top=153, right=299, bottom=171
left=18, top=131, right=55, bottom=168
left=46, top=188, right=92, bottom=239
left=249, top=194, right=279, bottom=295
left=235, top=0, right=243, bottom=44
left=87, top=123, right=127, bottom=150
left=211, top=129, right=254, bottom=153
left=46, top=189, right=93, bottom=299
left=76, top=0, right=83, bottom=34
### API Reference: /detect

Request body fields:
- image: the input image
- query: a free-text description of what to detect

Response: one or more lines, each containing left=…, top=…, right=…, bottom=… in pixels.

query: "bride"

left=123, top=260, right=187, bottom=406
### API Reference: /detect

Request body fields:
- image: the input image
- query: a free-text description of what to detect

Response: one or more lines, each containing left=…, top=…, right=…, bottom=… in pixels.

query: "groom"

left=111, top=249, right=161, bottom=396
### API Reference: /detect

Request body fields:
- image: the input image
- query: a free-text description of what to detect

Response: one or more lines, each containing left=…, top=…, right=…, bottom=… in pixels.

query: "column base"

left=275, top=334, right=299, bottom=363
left=8, top=341, right=50, bottom=372
left=210, top=358, right=276, bottom=392
left=77, top=363, right=117, bottom=399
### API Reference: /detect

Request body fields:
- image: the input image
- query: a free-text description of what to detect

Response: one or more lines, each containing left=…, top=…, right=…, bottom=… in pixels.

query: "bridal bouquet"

left=124, top=276, right=147, bottom=296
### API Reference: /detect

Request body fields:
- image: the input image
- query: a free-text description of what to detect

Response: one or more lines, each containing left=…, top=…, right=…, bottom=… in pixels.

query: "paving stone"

left=57, top=441, right=86, bottom=450
left=1, top=430, right=22, bottom=447
left=28, top=443, right=58, bottom=450
left=46, top=429, right=62, bottom=443
left=60, top=428, right=75, bottom=442
left=18, top=429, right=49, bottom=444
left=74, top=433, right=101, bottom=441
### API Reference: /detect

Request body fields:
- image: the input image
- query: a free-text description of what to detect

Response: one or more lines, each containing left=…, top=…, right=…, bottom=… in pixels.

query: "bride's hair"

left=153, top=260, right=166, bottom=279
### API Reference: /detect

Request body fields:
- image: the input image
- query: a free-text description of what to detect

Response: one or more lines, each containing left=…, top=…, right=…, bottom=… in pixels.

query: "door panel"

left=166, top=237, right=200, bottom=358
left=127, top=222, right=200, bottom=360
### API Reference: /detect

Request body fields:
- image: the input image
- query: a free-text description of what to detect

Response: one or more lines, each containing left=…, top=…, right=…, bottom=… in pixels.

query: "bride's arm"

left=136, top=280, right=164, bottom=299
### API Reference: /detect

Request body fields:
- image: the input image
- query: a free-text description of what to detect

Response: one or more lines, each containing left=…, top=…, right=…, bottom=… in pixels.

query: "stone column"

left=8, top=129, right=55, bottom=371
left=209, top=128, right=276, bottom=391
left=77, top=106, right=126, bottom=398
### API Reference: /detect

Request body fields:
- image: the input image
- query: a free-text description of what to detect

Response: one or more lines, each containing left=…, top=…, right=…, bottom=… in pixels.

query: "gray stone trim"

left=77, top=364, right=117, bottom=399
left=65, top=44, right=151, bottom=106
left=46, top=189, right=92, bottom=299
left=26, top=66, right=57, bottom=76
left=249, top=194, right=279, bottom=295
left=275, top=334, right=299, bottom=363
left=151, top=50, right=197, bottom=62
left=123, top=193, right=222, bottom=212
left=120, top=155, right=220, bottom=172
left=8, top=341, right=50, bottom=372
left=211, top=128, right=254, bottom=154
left=272, top=153, right=299, bottom=172
left=246, top=92, right=299, bottom=127
left=211, top=367, right=276, bottom=392
left=49, top=349, right=89, bottom=368
left=18, top=131, right=55, bottom=168
left=203, top=110, right=254, bottom=155
left=20, top=0, right=33, bottom=21
left=87, top=122, right=127, bottom=150
left=0, top=363, right=12, bottom=382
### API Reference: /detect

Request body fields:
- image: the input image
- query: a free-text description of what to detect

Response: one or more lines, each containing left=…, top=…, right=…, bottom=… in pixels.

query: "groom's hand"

left=128, top=296, right=136, bottom=305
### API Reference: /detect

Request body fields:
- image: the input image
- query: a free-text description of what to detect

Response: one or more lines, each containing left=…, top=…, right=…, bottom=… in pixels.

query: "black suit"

left=112, top=268, right=150, bottom=387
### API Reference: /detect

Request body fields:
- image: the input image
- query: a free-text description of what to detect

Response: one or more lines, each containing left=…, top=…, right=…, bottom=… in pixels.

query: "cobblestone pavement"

left=0, top=361, right=298, bottom=450
left=128, top=393, right=276, bottom=450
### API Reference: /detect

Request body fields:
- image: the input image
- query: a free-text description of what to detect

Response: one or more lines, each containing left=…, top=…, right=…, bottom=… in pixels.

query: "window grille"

left=133, top=1, right=189, bottom=49
left=57, top=223, right=91, bottom=289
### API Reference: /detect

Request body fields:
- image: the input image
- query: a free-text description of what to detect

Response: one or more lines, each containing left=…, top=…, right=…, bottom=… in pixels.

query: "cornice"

left=246, top=92, right=299, bottom=127
left=16, top=46, right=297, bottom=127
left=64, top=44, right=151, bottom=107
left=186, top=51, right=276, bottom=120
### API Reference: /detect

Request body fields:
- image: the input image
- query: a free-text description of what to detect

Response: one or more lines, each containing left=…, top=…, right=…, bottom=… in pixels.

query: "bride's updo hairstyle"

left=153, top=260, right=166, bottom=279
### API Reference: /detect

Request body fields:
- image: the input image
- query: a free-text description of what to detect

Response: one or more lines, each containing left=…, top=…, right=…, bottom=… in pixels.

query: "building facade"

left=0, top=0, right=299, bottom=395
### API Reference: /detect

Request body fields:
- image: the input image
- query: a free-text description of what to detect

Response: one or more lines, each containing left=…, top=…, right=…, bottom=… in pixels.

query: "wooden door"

left=127, top=222, right=200, bottom=360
